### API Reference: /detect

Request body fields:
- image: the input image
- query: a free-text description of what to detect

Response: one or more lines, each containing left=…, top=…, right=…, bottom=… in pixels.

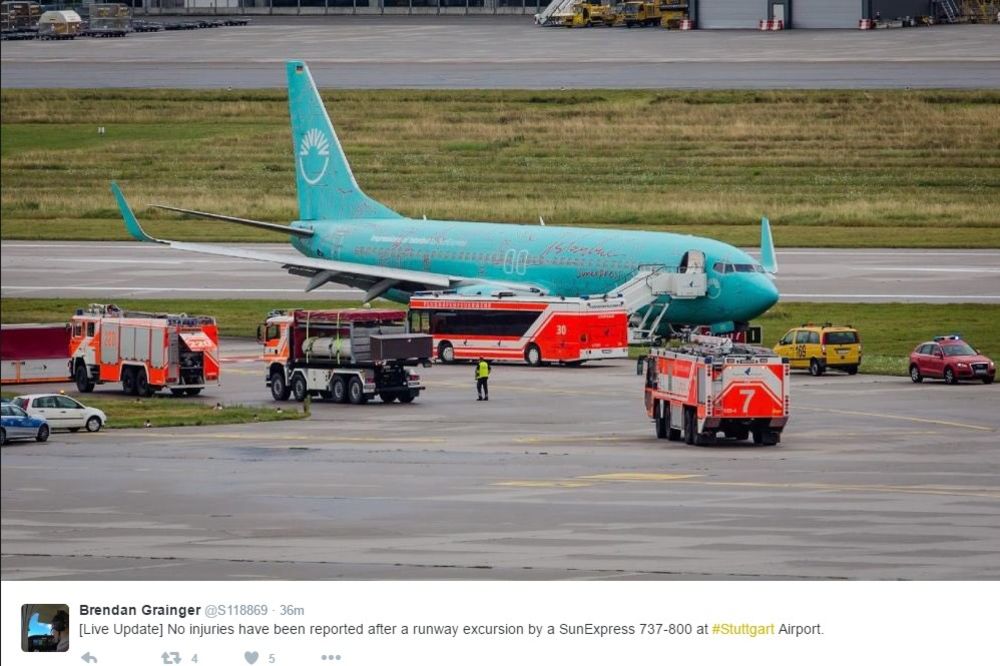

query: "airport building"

left=695, top=0, right=944, bottom=28
left=138, top=0, right=951, bottom=23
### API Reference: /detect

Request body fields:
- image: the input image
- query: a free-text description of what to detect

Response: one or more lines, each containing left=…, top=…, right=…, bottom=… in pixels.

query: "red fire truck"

left=407, top=292, right=629, bottom=366
left=70, top=304, right=220, bottom=396
left=259, top=309, right=432, bottom=404
left=641, top=334, right=789, bottom=446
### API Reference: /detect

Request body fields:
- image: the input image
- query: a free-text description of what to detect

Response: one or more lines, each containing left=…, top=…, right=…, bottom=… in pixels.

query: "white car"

left=13, top=394, right=107, bottom=433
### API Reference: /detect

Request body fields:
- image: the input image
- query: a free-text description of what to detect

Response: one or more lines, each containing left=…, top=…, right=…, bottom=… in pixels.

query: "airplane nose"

left=743, top=274, right=779, bottom=320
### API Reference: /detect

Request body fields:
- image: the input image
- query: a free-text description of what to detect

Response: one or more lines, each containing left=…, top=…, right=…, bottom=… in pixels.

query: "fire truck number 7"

left=739, top=388, right=755, bottom=412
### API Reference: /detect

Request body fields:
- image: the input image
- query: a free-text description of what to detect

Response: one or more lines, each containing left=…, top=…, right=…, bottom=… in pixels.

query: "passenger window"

left=779, top=332, right=794, bottom=345
left=919, top=344, right=931, bottom=354
left=87, top=322, right=96, bottom=336
left=809, top=332, right=820, bottom=344
left=73, top=323, right=82, bottom=337
left=57, top=396, right=81, bottom=409
left=794, top=331, right=811, bottom=344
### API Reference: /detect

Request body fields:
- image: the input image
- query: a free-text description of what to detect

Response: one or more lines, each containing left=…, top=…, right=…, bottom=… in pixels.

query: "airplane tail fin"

left=286, top=60, right=401, bottom=221
left=760, top=216, right=778, bottom=274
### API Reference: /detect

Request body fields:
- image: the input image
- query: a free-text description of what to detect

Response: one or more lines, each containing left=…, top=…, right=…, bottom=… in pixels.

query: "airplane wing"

left=111, top=183, right=545, bottom=302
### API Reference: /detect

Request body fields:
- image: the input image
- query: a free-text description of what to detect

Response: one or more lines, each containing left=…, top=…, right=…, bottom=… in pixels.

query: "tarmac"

left=3, top=242, right=999, bottom=303
left=2, top=353, right=998, bottom=580
left=2, top=18, right=998, bottom=89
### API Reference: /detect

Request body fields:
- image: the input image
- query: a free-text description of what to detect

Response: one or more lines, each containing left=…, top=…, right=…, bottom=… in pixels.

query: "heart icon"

left=244, top=652, right=259, bottom=665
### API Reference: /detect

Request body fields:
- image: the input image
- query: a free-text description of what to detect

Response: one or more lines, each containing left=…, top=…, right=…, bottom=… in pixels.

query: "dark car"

left=909, top=336, right=995, bottom=385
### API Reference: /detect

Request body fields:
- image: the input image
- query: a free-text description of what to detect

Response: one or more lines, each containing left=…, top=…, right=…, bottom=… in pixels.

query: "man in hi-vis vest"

left=475, top=357, right=491, bottom=401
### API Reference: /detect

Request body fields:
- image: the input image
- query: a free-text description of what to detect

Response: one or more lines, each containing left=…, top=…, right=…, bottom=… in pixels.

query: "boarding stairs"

left=939, top=0, right=961, bottom=22
left=536, top=0, right=579, bottom=25
left=608, top=263, right=708, bottom=344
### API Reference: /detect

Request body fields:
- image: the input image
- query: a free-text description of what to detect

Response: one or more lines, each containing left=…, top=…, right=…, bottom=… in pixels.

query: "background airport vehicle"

left=621, top=1, right=662, bottom=27
left=70, top=303, right=219, bottom=397
left=408, top=292, right=628, bottom=366
left=642, top=334, right=789, bottom=445
left=0, top=402, right=49, bottom=444
left=1, top=323, right=72, bottom=385
left=37, top=10, right=81, bottom=39
left=774, top=323, right=862, bottom=376
left=260, top=309, right=432, bottom=404
left=13, top=393, right=106, bottom=432
left=909, top=335, right=995, bottom=384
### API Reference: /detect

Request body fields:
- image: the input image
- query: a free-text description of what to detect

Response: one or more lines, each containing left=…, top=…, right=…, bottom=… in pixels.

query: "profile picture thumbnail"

left=21, top=604, right=69, bottom=652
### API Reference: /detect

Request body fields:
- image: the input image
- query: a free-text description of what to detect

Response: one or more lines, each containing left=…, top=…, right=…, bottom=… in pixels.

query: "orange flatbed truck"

left=641, top=334, right=789, bottom=446
left=260, top=309, right=433, bottom=404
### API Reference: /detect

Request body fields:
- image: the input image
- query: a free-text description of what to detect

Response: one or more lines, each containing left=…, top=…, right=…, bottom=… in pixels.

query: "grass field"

left=3, top=298, right=997, bottom=376
left=2, top=89, right=998, bottom=246
left=1, top=390, right=306, bottom=429
left=0, top=298, right=399, bottom=339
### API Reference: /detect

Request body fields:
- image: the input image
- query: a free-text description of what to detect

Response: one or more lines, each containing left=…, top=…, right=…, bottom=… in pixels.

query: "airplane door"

left=679, top=250, right=705, bottom=274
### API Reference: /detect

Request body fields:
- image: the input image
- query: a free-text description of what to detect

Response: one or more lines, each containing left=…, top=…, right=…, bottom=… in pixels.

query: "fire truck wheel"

left=121, top=367, right=138, bottom=395
left=75, top=364, right=95, bottom=393
left=438, top=342, right=455, bottom=364
left=809, top=358, right=824, bottom=377
left=185, top=388, right=202, bottom=396
left=525, top=344, right=542, bottom=367
left=654, top=402, right=667, bottom=439
left=683, top=407, right=696, bottom=445
left=136, top=369, right=155, bottom=397
left=291, top=374, right=309, bottom=402
left=398, top=390, right=418, bottom=404
left=348, top=376, right=368, bottom=405
left=379, top=392, right=398, bottom=403
left=36, top=424, right=50, bottom=443
left=270, top=370, right=291, bottom=401
left=330, top=376, right=347, bottom=403
left=752, top=427, right=779, bottom=446
left=86, top=416, right=102, bottom=433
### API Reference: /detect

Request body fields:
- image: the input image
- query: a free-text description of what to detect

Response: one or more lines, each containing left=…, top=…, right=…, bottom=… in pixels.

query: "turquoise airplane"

left=112, top=60, right=779, bottom=336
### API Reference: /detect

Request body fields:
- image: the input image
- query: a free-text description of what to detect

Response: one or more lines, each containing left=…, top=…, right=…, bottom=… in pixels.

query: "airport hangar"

left=145, top=0, right=939, bottom=28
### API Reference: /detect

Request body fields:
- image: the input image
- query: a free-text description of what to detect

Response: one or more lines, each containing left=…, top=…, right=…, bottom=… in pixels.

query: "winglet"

left=111, top=181, right=161, bottom=243
left=760, top=216, right=778, bottom=274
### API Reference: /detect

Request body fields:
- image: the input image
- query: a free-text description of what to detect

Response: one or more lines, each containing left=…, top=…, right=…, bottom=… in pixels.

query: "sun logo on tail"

left=298, top=128, right=331, bottom=185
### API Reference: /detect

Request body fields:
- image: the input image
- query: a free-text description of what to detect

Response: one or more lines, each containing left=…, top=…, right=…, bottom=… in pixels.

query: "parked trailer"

left=641, top=334, right=789, bottom=446
left=70, top=303, right=219, bottom=396
left=260, top=309, right=432, bottom=404
left=0, top=324, right=72, bottom=385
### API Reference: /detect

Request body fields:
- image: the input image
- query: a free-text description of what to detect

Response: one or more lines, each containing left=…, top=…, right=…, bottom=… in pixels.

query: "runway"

left=2, top=19, right=998, bottom=89
left=2, top=357, right=998, bottom=580
left=2, top=242, right=999, bottom=303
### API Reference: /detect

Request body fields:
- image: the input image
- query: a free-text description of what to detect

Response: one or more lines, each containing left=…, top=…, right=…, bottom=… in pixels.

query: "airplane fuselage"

left=291, top=217, right=779, bottom=326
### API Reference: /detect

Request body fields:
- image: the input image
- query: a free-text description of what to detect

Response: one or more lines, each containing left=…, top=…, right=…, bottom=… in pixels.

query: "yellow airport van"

left=774, top=323, right=861, bottom=376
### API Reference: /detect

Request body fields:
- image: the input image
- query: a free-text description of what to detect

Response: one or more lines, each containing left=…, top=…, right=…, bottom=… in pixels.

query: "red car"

left=909, top=336, right=995, bottom=385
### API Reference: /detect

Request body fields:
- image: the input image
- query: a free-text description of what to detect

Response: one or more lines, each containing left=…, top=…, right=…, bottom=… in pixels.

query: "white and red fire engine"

left=70, top=304, right=219, bottom=396
left=408, top=292, right=629, bottom=366
left=642, top=334, right=789, bottom=446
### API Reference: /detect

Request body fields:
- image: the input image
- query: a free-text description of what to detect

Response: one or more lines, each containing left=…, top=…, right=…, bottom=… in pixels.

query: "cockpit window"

left=713, top=262, right=763, bottom=274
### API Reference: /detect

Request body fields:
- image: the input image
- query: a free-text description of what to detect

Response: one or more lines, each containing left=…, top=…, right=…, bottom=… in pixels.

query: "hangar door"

left=792, top=0, right=862, bottom=27
left=698, top=0, right=766, bottom=28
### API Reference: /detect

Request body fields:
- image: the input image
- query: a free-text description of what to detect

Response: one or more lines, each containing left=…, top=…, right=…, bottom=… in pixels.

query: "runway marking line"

left=579, top=473, right=702, bottom=482
left=493, top=474, right=1000, bottom=499
left=796, top=406, right=996, bottom=432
